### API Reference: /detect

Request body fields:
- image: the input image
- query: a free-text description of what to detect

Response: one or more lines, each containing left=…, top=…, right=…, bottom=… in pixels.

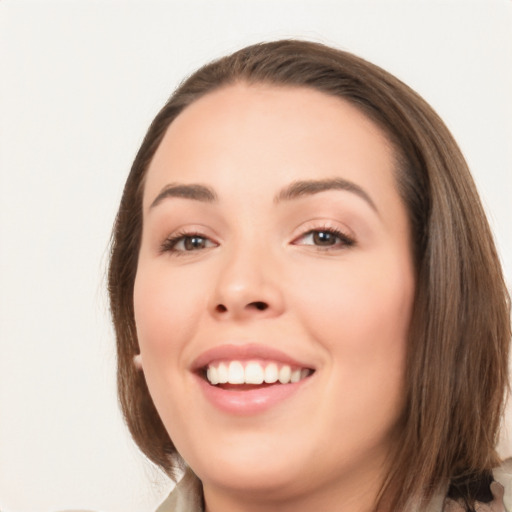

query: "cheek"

left=291, top=251, right=414, bottom=378
left=282, top=251, right=414, bottom=464
left=132, top=263, right=210, bottom=436
left=133, top=263, right=207, bottom=358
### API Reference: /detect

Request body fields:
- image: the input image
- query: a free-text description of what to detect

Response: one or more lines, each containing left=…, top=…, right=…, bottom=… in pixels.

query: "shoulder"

left=493, top=457, right=512, bottom=511
left=54, top=473, right=202, bottom=512
left=418, top=459, right=512, bottom=512
left=155, top=468, right=203, bottom=512
left=440, top=458, right=512, bottom=512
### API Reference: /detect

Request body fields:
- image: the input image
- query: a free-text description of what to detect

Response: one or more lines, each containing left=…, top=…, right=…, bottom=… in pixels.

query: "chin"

left=196, top=458, right=308, bottom=499
left=184, top=431, right=314, bottom=494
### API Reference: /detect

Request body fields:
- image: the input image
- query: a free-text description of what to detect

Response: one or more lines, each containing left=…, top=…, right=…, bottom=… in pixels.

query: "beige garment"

left=435, top=459, right=512, bottom=512
left=155, top=468, right=203, bottom=512
left=155, top=460, right=512, bottom=512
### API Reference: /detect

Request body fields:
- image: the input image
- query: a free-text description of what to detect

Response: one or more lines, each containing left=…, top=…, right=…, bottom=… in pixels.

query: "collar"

left=155, top=459, right=512, bottom=512
left=155, top=468, right=203, bottom=512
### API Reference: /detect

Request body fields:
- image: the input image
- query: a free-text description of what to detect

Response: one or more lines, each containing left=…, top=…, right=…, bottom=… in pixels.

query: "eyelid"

left=159, top=225, right=220, bottom=255
left=290, top=219, right=355, bottom=242
left=289, top=220, right=357, bottom=251
left=293, top=229, right=355, bottom=248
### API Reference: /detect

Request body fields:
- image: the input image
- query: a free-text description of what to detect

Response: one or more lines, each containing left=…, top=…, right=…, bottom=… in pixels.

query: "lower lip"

left=194, top=374, right=311, bottom=415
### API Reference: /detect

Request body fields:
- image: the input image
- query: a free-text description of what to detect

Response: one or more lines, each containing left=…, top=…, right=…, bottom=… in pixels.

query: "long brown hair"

left=108, top=40, right=511, bottom=510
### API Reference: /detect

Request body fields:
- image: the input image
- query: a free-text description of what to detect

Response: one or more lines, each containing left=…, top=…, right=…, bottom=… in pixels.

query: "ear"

left=133, top=353, right=143, bottom=370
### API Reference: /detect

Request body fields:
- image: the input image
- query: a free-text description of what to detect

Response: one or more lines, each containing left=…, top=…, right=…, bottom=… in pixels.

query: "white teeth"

left=206, top=366, right=219, bottom=385
left=217, top=362, right=228, bottom=384
left=245, top=362, right=265, bottom=384
left=205, top=360, right=312, bottom=386
left=264, top=363, right=279, bottom=383
left=228, top=361, right=245, bottom=384
left=290, top=369, right=301, bottom=383
left=278, top=365, right=291, bottom=384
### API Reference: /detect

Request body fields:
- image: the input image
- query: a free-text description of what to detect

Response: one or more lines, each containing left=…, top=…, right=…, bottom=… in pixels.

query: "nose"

left=209, top=243, right=285, bottom=321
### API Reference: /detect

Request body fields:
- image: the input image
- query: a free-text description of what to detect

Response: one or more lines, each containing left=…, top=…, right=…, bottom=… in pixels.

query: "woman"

left=108, top=40, right=511, bottom=511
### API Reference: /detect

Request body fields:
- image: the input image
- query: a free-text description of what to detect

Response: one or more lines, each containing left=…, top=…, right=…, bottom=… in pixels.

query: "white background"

left=1, top=1, right=511, bottom=511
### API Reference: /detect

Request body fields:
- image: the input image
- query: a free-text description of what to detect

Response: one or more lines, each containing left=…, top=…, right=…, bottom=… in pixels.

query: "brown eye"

left=312, top=231, right=338, bottom=246
left=161, top=233, right=217, bottom=254
left=294, top=229, right=355, bottom=249
left=183, top=236, right=209, bottom=250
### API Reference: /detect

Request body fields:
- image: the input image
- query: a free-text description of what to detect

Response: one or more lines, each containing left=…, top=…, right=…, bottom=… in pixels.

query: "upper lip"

left=190, top=343, right=315, bottom=371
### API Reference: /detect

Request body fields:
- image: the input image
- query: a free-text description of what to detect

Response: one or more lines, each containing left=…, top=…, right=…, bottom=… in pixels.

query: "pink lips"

left=191, top=343, right=311, bottom=370
left=191, top=344, right=314, bottom=415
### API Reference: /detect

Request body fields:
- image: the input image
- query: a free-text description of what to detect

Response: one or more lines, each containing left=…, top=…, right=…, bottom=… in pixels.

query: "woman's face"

left=134, top=84, right=415, bottom=506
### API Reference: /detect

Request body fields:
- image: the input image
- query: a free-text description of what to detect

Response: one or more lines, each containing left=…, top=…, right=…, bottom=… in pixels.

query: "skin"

left=134, top=84, right=416, bottom=512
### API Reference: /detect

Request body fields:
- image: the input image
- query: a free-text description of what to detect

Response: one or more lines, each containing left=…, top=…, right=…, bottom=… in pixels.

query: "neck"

left=202, top=461, right=387, bottom=512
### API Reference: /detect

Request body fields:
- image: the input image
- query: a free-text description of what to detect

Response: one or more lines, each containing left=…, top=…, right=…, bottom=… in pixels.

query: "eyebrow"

left=274, top=178, right=378, bottom=214
left=149, top=177, right=378, bottom=214
left=149, top=183, right=218, bottom=210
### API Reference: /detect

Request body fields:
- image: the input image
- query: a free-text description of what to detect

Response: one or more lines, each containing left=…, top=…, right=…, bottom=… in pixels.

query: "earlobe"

left=133, top=353, right=143, bottom=370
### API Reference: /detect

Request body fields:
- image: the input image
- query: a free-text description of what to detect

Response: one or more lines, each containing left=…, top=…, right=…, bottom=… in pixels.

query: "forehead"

left=143, top=83, right=398, bottom=209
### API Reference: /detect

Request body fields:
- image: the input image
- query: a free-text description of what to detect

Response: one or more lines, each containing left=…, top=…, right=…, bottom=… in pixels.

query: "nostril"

left=250, top=301, right=268, bottom=311
left=214, top=301, right=269, bottom=314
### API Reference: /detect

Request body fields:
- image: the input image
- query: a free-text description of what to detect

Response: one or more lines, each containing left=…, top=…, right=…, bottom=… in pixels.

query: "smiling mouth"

left=202, top=360, right=315, bottom=388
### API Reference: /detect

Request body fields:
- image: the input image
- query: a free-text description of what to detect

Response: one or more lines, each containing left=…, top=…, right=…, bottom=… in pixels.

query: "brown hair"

left=108, top=40, right=511, bottom=510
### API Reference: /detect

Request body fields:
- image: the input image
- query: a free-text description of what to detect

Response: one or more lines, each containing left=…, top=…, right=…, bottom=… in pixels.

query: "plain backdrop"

left=1, top=1, right=511, bottom=511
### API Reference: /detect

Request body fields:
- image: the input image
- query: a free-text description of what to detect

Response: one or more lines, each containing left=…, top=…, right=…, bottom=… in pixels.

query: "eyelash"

left=159, top=226, right=356, bottom=255
left=293, top=226, right=356, bottom=250
left=159, top=230, right=217, bottom=255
